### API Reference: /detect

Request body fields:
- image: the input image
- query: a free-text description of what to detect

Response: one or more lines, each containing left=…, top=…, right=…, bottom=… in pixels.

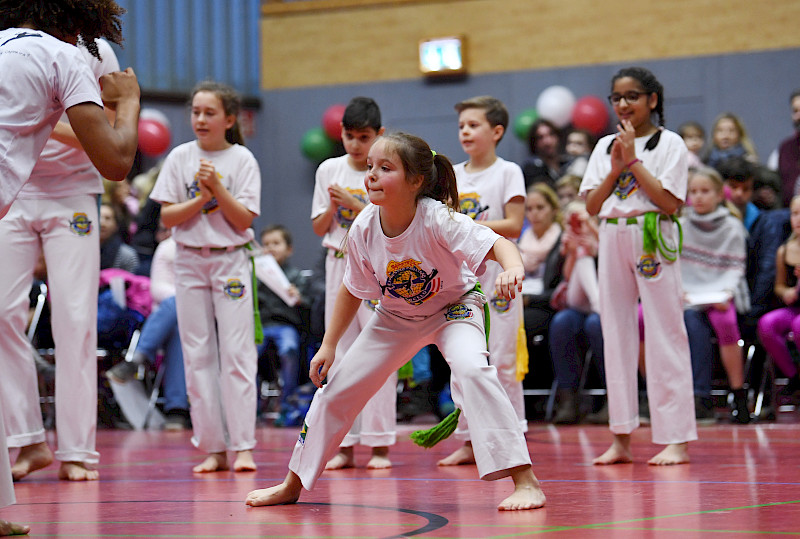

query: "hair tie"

left=431, top=150, right=437, bottom=157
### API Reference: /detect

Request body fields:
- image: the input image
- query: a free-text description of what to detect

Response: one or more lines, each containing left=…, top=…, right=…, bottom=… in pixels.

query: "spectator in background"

left=768, top=89, right=800, bottom=208
left=562, top=127, right=595, bottom=178
left=99, top=203, right=140, bottom=273
left=522, top=119, right=567, bottom=189
left=717, top=157, right=761, bottom=232
left=703, top=112, right=758, bottom=170
left=678, top=121, right=705, bottom=171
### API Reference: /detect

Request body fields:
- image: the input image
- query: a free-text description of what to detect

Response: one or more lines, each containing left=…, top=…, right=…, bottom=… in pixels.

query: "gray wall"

left=145, top=48, right=800, bottom=270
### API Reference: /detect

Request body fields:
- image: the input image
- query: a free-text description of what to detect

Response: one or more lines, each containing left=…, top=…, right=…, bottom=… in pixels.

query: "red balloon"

left=571, top=96, right=610, bottom=136
left=138, top=118, right=171, bottom=156
left=321, top=104, right=346, bottom=141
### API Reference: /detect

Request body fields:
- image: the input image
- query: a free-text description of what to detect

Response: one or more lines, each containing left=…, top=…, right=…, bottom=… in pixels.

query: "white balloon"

left=536, top=85, right=576, bottom=128
left=140, top=108, right=171, bottom=129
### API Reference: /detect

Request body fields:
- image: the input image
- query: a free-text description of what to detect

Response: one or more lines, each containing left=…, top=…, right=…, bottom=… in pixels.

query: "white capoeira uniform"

left=150, top=141, right=261, bottom=453
left=289, top=198, right=531, bottom=490
left=311, top=155, right=396, bottom=448
left=0, top=38, right=117, bottom=466
left=0, top=399, right=14, bottom=510
left=454, top=157, right=528, bottom=435
left=580, top=130, right=697, bottom=444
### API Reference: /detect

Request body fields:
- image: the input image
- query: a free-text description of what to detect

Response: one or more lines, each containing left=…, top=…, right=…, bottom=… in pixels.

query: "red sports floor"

left=5, top=416, right=800, bottom=538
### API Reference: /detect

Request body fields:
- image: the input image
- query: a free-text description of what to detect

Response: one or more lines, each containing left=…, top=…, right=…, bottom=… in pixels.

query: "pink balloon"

left=571, top=96, right=610, bottom=136
left=138, top=118, right=171, bottom=156
left=321, top=104, right=346, bottom=141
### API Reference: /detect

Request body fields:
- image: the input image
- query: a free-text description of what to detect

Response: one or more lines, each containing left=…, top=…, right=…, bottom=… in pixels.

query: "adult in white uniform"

left=0, top=38, right=118, bottom=483
left=0, top=1, right=139, bottom=487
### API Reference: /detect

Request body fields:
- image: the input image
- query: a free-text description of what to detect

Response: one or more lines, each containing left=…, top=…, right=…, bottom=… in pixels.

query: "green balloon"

left=301, top=127, right=337, bottom=162
left=513, top=108, right=539, bottom=141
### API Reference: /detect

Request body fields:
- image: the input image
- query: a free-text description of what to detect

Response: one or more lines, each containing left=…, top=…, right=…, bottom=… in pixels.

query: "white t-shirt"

left=20, top=39, right=119, bottom=199
left=0, top=28, right=102, bottom=217
left=579, top=129, right=688, bottom=219
left=343, top=197, right=501, bottom=320
left=310, top=154, right=369, bottom=251
left=454, top=157, right=526, bottom=232
left=150, top=141, right=261, bottom=247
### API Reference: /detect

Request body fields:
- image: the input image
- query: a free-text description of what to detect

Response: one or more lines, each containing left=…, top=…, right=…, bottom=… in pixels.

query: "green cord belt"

left=605, top=211, right=683, bottom=262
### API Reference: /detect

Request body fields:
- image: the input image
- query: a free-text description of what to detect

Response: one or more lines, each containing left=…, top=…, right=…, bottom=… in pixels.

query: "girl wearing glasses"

left=580, top=67, right=696, bottom=466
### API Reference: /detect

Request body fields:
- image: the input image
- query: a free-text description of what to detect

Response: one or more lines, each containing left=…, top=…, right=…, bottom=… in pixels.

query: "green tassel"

left=410, top=408, right=461, bottom=448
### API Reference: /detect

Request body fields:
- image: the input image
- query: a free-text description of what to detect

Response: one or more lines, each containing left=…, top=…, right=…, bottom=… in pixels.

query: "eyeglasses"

left=607, top=91, right=649, bottom=105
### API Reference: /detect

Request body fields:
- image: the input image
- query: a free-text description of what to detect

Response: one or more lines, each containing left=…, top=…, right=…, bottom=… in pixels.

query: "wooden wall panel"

left=260, top=0, right=800, bottom=89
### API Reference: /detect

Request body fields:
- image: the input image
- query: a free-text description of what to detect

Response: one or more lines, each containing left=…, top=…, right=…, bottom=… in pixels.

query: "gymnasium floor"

left=4, top=414, right=800, bottom=538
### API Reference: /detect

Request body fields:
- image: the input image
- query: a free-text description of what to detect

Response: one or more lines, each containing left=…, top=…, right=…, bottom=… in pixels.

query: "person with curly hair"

left=0, top=0, right=140, bottom=219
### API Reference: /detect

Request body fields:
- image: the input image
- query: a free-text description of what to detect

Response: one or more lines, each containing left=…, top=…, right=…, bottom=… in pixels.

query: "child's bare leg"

left=498, top=465, right=546, bottom=511
left=245, top=470, right=302, bottom=507
left=366, top=446, right=391, bottom=469
left=437, top=441, right=475, bottom=466
left=593, top=433, right=633, bottom=465
left=233, top=450, right=257, bottom=472
left=0, top=519, right=30, bottom=536
left=192, top=451, right=229, bottom=473
left=11, top=442, right=53, bottom=480
left=58, top=462, right=99, bottom=481
left=325, top=446, right=355, bottom=470
left=648, top=442, right=689, bottom=466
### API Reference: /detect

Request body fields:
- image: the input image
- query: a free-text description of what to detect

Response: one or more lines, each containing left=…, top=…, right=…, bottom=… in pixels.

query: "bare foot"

left=0, top=519, right=30, bottom=536
left=11, top=442, right=53, bottom=481
left=648, top=443, right=690, bottom=466
left=437, top=443, right=475, bottom=466
left=366, top=446, right=391, bottom=469
left=192, top=452, right=229, bottom=473
left=58, top=462, right=99, bottom=481
left=498, top=466, right=546, bottom=511
left=233, top=450, right=257, bottom=472
left=245, top=471, right=302, bottom=507
left=593, top=434, right=633, bottom=465
left=325, top=447, right=355, bottom=470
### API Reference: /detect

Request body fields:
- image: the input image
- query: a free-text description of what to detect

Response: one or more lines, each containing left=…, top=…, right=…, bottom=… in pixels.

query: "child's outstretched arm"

left=486, top=237, right=525, bottom=300
left=309, top=283, right=362, bottom=387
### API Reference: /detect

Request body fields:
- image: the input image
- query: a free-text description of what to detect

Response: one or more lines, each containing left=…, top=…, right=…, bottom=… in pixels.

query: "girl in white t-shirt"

left=246, top=132, right=545, bottom=511
left=150, top=81, right=261, bottom=474
left=580, top=67, right=696, bottom=466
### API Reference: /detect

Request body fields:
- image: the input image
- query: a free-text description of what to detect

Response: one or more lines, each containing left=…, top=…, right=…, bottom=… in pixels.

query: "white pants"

left=0, top=397, right=14, bottom=509
left=325, top=250, right=396, bottom=448
left=175, top=246, right=257, bottom=453
left=454, top=263, right=527, bottom=440
left=289, top=292, right=531, bottom=490
left=598, top=218, right=697, bottom=444
left=0, top=196, right=100, bottom=465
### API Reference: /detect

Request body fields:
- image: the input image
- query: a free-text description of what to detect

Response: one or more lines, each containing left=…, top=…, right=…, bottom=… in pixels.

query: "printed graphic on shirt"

left=223, top=278, right=246, bottom=299
left=69, top=212, right=92, bottom=236
left=186, top=170, right=222, bottom=214
left=637, top=254, right=661, bottom=279
left=364, top=299, right=379, bottom=311
left=379, top=259, right=440, bottom=305
left=614, top=169, right=639, bottom=200
left=299, top=421, right=308, bottom=444
left=490, top=295, right=511, bottom=313
left=444, top=303, right=474, bottom=321
left=335, top=189, right=368, bottom=229
left=458, top=192, right=490, bottom=221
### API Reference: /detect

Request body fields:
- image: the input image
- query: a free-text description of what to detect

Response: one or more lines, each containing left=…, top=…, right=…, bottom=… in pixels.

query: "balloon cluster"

left=512, top=85, right=610, bottom=142
left=300, top=103, right=346, bottom=162
left=138, top=108, right=172, bottom=157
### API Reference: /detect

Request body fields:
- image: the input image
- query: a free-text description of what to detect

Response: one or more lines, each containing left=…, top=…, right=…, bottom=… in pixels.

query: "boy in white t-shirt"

left=439, top=96, right=528, bottom=467
left=309, top=97, right=396, bottom=469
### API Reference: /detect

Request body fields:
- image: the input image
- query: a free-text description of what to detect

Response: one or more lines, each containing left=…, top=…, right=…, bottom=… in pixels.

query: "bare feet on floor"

left=11, top=442, right=53, bottom=481
left=0, top=519, right=30, bottom=536
left=648, top=443, right=690, bottom=466
left=233, top=450, right=257, bottom=472
left=437, top=443, right=475, bottom=466
left=325, top=447, right=355, bottom=470
left=192, top=452, right=229, bottom=473
left=593, top=434, right=633, bottom=465
left=366, top=446, right=391, bottom=469
left=245, top=471, right=302, bottom=507
left=58, top=462, right=99, bottom=481
left=498, top=466, right=546, bottom=511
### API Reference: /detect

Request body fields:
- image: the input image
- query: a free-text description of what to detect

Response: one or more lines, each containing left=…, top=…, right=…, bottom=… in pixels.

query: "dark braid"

left=607, top=66, right=665, bottom=153
left=0, top=0, right=125, bottom=60
left=380, top=132, right=459, bottom=211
